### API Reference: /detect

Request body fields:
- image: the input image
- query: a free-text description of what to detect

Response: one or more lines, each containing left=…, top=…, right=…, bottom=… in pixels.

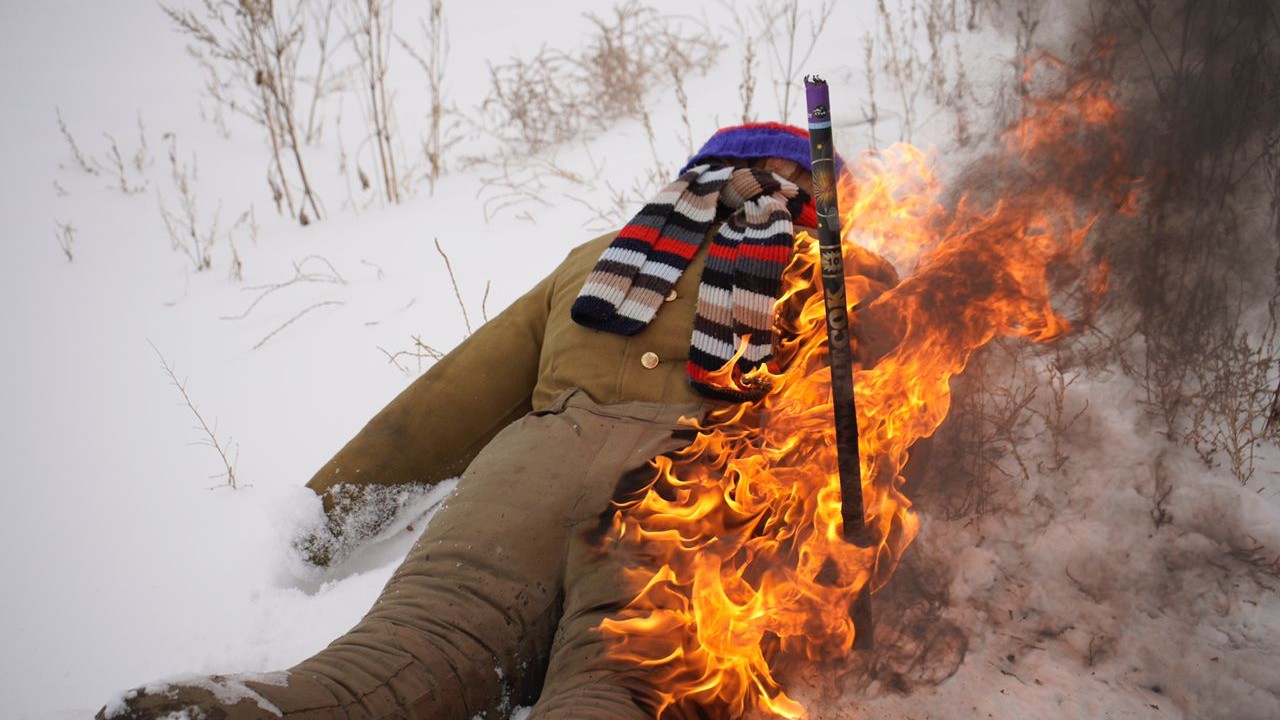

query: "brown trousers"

left=101, top=390, right=702, bottom=720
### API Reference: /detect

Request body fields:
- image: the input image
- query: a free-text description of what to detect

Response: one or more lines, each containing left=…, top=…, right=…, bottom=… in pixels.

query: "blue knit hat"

left=680, top=122, right=845, bottom=176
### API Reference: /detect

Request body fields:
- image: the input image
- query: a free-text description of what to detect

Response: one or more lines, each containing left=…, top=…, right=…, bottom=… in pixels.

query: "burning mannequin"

left=100, top=123, right=900, bottom=720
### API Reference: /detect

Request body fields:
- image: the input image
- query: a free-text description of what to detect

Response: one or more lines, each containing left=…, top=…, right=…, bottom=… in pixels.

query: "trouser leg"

left=527, top=405, right=702, bottom=720
left=103, top=394, right=613, bottom=720
left=102, top=392, right=702, bottom=720
left=252, top=403, right=588, bottom=719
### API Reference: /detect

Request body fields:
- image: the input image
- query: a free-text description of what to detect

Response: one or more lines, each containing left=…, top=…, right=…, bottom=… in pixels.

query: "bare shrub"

left=163, top=0, right=325, bottom=225
left=479, top=2, right=720, bottom=154
left=936, top=0, right=1280, bottom=494
left=859, top=0, right=979, bottom=146
left=1026, top=351, right=1091, bottom=473
left=1182, top=320, right=1280, bottom=484
left=469, top=3, right=720, bottom=223
left=914, top=339, right=1041, bottom=522
left=1078, top=0, right=1280, bottom=484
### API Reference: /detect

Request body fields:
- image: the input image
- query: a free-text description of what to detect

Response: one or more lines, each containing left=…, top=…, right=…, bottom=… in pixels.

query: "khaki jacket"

left=306, top=230, right=899, bottom=510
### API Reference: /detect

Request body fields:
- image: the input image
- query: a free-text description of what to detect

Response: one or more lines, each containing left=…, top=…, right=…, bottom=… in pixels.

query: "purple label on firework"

left=804, top=77, right=831, bottom=127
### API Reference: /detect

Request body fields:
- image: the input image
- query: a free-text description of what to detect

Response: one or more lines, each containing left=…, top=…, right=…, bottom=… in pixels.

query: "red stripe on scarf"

left=708, top=242, right=740, bottom=261
left=618, top=224, right=661, bottom=244
left=653, top=236, right=701, bottom=260
left=738, top=243, right=792, bottom=263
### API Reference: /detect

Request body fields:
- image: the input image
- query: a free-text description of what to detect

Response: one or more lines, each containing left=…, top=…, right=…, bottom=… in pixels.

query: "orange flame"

left=598, top=49, right=1139, bottom=718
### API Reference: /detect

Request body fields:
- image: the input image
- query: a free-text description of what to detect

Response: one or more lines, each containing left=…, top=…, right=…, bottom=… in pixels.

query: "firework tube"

left=805, top=75, right=874, bottom=650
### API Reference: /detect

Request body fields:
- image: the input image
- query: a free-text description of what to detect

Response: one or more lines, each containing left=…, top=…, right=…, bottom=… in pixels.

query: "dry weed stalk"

left=55, top=108, right=152, bottom=193
left=874, top=0, right=919, bottom=141
left=254, top=300, right=345, bottom=349
left=739, top=37, right=759, bottom=124
left=1028, top=353, right=1090, bottom=473
left=163, top=0, right=324, bottom=225
left=343, top=0, right=403, bottom=204
left=397, top=0, right=457, bottom=195
left=225, top=207, right=257, bottom=281
left=758, top=0, right=834, bottom=124
left=150, top=341, right=240, bottom=490
left=1149, top=453, right=1174, bottom=529
left=303, top=0, right=341, bottom=144
left=475, top=153, right=589, bottom=222
left=157, top=134, right=216, bottom=272
left=55, top=221, right=77, bottom=262
left=378, top=239, right=489, bottom=377
left=1229, top=538, right=1280, bottom=586
left=223, top=254, right=347, bottom=321
left=433, top=237, right=482, bottom=336
left=55, top=107, right=98, bottom=176
left=862, top=0, right=975, bottom=146
left=719, top=0, right=760, bottom=123
left=567, top=168, right=669, bottom=232
left=379, top=335, right=446, bottom=376
left=101, top=133, right=147, bottom=196
left=669, top=61, right=694, bottom=155
left=863, top=34, right=880, bottom=148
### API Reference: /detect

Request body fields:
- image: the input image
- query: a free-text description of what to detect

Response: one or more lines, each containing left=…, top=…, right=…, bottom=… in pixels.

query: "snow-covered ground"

left=2, top=1, right=1277, bottom=719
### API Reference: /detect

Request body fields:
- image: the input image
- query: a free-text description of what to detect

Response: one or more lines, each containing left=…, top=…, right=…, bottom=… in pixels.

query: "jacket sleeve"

left=299, top=270, right=554, bottom=564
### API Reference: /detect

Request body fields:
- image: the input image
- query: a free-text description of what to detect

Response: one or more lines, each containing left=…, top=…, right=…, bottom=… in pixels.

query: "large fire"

left=597, top=50, right=1140, bottom=718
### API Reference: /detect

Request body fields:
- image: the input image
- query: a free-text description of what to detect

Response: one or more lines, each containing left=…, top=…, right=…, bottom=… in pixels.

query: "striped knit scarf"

left=571, top=164, right=813, bottom=400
